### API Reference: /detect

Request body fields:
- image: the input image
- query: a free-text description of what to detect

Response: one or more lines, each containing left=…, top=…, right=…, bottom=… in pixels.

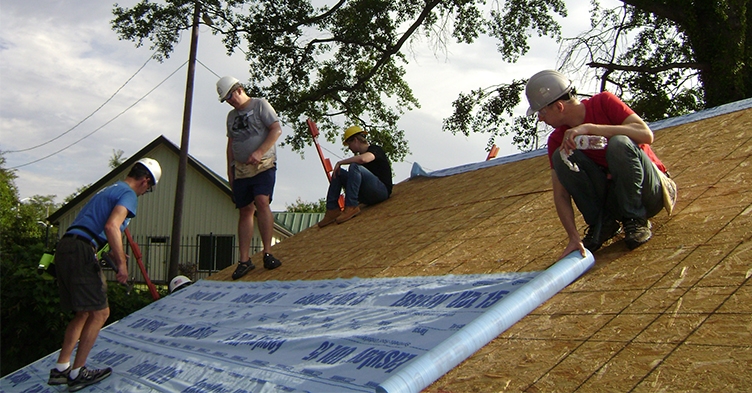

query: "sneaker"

left=582, top=219, right=622, bottom=252
left=48, top=366, right=70, bottom=385
left=623, top=218, right=652, bottom=250
left=263, top=253, right=282, bottom=270
left=335, top=206, right=361, bottom=224
left=67, top=366, right=112, bottom=392
left=231, top=259, right=255, bottom=280
left=318, top=209, right=341, bottom=228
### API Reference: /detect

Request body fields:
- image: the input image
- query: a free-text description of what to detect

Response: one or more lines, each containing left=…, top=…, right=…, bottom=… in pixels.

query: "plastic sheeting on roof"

left=411, top=97, right=752, bottom=179
left=1, top=252, right=593, bottom=393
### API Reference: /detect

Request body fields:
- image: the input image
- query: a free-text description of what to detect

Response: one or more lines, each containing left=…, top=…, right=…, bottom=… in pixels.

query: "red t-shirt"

left=546, top=92, right=666, bottom=172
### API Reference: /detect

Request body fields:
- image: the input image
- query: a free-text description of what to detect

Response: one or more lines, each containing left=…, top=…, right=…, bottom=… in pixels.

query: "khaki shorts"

left=56, top=236, right=108, bottom=312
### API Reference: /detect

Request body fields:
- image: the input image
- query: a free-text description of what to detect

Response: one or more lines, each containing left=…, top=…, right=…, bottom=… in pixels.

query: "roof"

left=273, top=212, right=325, bottom=234
left=48, top=135, right=231, bottom=224
left=207, top=100, right=752, bottom=391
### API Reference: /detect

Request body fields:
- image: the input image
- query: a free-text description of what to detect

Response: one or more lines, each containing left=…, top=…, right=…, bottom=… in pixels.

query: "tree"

left=111, top=0, right=568, bottom=161
left=286, top=197, right=326, bottom=213
left=109, top=149, right=128, bottom=169
left=445, top=0, right=751, bottom=152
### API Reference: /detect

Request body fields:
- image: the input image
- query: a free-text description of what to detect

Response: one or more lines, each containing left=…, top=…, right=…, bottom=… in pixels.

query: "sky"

left=0, top=0, right=614, bottom=211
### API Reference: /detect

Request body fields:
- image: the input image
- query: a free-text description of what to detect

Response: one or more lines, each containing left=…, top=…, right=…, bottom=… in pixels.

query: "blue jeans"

left=552, top=135, right=664, bottom=226
left=326, top=163, right=389, bottom=210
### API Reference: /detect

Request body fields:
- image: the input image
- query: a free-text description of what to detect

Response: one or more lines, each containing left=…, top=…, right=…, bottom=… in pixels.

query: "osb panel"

left=425, top=339, right=581, bottom=393
left=633, top=345, right=752, bottom=392
left=499, top=314, right=611, bottom=341
left=716, top=284, right=752, bottom=313
left=697, top=239, right=752, bottom=287
left=588, top=313, right=658, bottom=342
left=531, top=341, right=629, bottom=392
left=650, top=244, right=737, bottom=290
left=633, top=313, right=709, bottom=344
left=685, top=313, right=752, bottom=347
left=535, top=290, right=644, bottom=315
left=204, top=107, right=752, bottom=393
left=575, top=343, right=676, bottom=392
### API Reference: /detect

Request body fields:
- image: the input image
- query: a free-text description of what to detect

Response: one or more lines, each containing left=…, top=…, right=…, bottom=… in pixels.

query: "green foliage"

left=110, top=0, right=567, bottom=162
left=109, top=149, right=128, bottom=169
left=444, top=0, right=750, bottom=152
left=0, top=242, right=67, bottom=377
left=285, top=197, right=326, bottom=213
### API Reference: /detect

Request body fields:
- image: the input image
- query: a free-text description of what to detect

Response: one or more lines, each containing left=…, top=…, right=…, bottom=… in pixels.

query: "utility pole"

left=168, top=0, right=201, bottom=281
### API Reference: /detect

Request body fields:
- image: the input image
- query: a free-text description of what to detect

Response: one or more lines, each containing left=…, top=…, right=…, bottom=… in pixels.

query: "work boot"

left=623, top=218, right=652, bottom=250
left=318, top=209, right=341, bottom=228
left=336, top=206, right=361, bottom=224
left=582, top=219, right=622, bottom=252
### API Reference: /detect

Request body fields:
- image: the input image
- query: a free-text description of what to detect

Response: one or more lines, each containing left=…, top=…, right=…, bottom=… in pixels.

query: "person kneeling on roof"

left=318, top=126, right=394, bottom=227
left=525, top=69, right=676, bottom=259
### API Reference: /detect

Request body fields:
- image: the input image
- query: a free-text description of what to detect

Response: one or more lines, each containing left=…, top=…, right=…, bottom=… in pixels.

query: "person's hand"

left=332, top=162, right=341, bottom=178
left=116, top=266, right=128, bottom=284
left=246, top=150, right=264, bottom=165
left=559, top=238, right=587, bottom=260
left=561, top=128, right=579, bottom=154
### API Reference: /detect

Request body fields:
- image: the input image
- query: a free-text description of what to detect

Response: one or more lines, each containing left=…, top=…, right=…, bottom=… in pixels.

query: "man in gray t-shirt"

left=217, top=76, right=283, bottom=278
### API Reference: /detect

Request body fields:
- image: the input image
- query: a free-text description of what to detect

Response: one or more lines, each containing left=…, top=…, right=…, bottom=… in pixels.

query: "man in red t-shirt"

left=525, top=70, right=669, bottom=258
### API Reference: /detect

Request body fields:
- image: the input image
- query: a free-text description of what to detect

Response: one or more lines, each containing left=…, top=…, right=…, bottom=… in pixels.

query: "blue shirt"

left=67, top=181, right=138, bottom=247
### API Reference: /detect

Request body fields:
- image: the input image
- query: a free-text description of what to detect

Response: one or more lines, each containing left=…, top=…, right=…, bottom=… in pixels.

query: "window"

left=197, top=234, right=234, bottom=272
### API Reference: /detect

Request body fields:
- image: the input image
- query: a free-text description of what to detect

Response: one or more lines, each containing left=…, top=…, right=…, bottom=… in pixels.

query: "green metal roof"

left=273, top=212, right=325, bottom=234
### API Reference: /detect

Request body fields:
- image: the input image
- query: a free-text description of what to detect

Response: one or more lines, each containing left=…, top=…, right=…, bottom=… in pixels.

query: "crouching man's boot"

left=318, top=209, right=341, bottom=228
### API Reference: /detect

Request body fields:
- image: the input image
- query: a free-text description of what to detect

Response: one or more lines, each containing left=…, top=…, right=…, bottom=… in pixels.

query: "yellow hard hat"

left=342, top=125, right=367, bottom=145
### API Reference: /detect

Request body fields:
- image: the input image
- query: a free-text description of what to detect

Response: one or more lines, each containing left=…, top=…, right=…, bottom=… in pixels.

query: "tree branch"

left=620, top=0, right=687, bottom=25
left=588, top=61, right=706, bottom=74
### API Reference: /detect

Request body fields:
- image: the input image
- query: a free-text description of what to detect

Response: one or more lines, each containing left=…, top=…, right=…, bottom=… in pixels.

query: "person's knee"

left=88, top=308, right=110, bottom=325
left=551, top=147, right=570, bottom=174
left=239, top=205, right=255, bottom=219
left=349, top=163, right=362, bottom=174
left=253, top=195, right=271, bottom=210
left=606, top=135, right=641, bottom=166
left=605, top=135, right=634, bottom=155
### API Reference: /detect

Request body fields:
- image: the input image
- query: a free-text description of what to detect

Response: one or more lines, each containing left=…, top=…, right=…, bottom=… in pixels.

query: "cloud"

left=1, top=0, right=609, bottom=210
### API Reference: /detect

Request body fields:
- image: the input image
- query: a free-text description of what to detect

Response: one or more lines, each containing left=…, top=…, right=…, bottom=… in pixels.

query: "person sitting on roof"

left=525, top=70, right=675, bottom=258
left=318, top=126, right=394, bottom=227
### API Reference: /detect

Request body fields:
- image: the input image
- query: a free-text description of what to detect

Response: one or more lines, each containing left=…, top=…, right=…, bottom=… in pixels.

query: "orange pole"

left=307, top=119, right=344, bottom=209
left=125, top=228, right=160, bottom=300
left=486, top=144, right=500, bottom=161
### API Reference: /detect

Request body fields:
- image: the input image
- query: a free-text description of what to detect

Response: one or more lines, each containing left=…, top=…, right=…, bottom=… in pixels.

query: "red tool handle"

left=125, top=228, right=160, bottom=300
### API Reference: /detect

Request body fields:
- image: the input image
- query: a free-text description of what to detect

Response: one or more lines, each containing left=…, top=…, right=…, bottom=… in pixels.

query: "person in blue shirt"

left=48, top=158, right=161, bottom=392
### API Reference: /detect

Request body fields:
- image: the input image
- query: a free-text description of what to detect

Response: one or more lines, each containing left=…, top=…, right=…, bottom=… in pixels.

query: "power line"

left=5, top=53, right=157, bottom=153
left=10, top=61, right=189, bottom=170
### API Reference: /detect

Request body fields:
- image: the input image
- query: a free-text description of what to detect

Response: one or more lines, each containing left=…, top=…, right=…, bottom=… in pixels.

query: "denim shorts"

left=233, top=167, right=276, bottom=208
left=55, top=236, right=108, bottom=312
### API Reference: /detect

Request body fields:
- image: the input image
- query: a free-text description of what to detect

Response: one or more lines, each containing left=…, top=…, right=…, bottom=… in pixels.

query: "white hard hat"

left=169, top=275, right=193, bottom=293
left=217, top=76, right=240, bottom=102
left=136, top=158, right=162, bottom=185
left=525, top=70, right=574, bottom=116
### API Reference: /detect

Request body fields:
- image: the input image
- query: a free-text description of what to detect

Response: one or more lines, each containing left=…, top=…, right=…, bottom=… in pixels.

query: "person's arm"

left=103, top=205, right=130, bottom=284
left=551, top=170, right=587, bottom=259
left=226, top=137, right=235, bottom=185
left=247, top=121, right=282, bottom=165
left=332, top=152, right=376, bottom=177
left=562, top=114, right=653, bottom=152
